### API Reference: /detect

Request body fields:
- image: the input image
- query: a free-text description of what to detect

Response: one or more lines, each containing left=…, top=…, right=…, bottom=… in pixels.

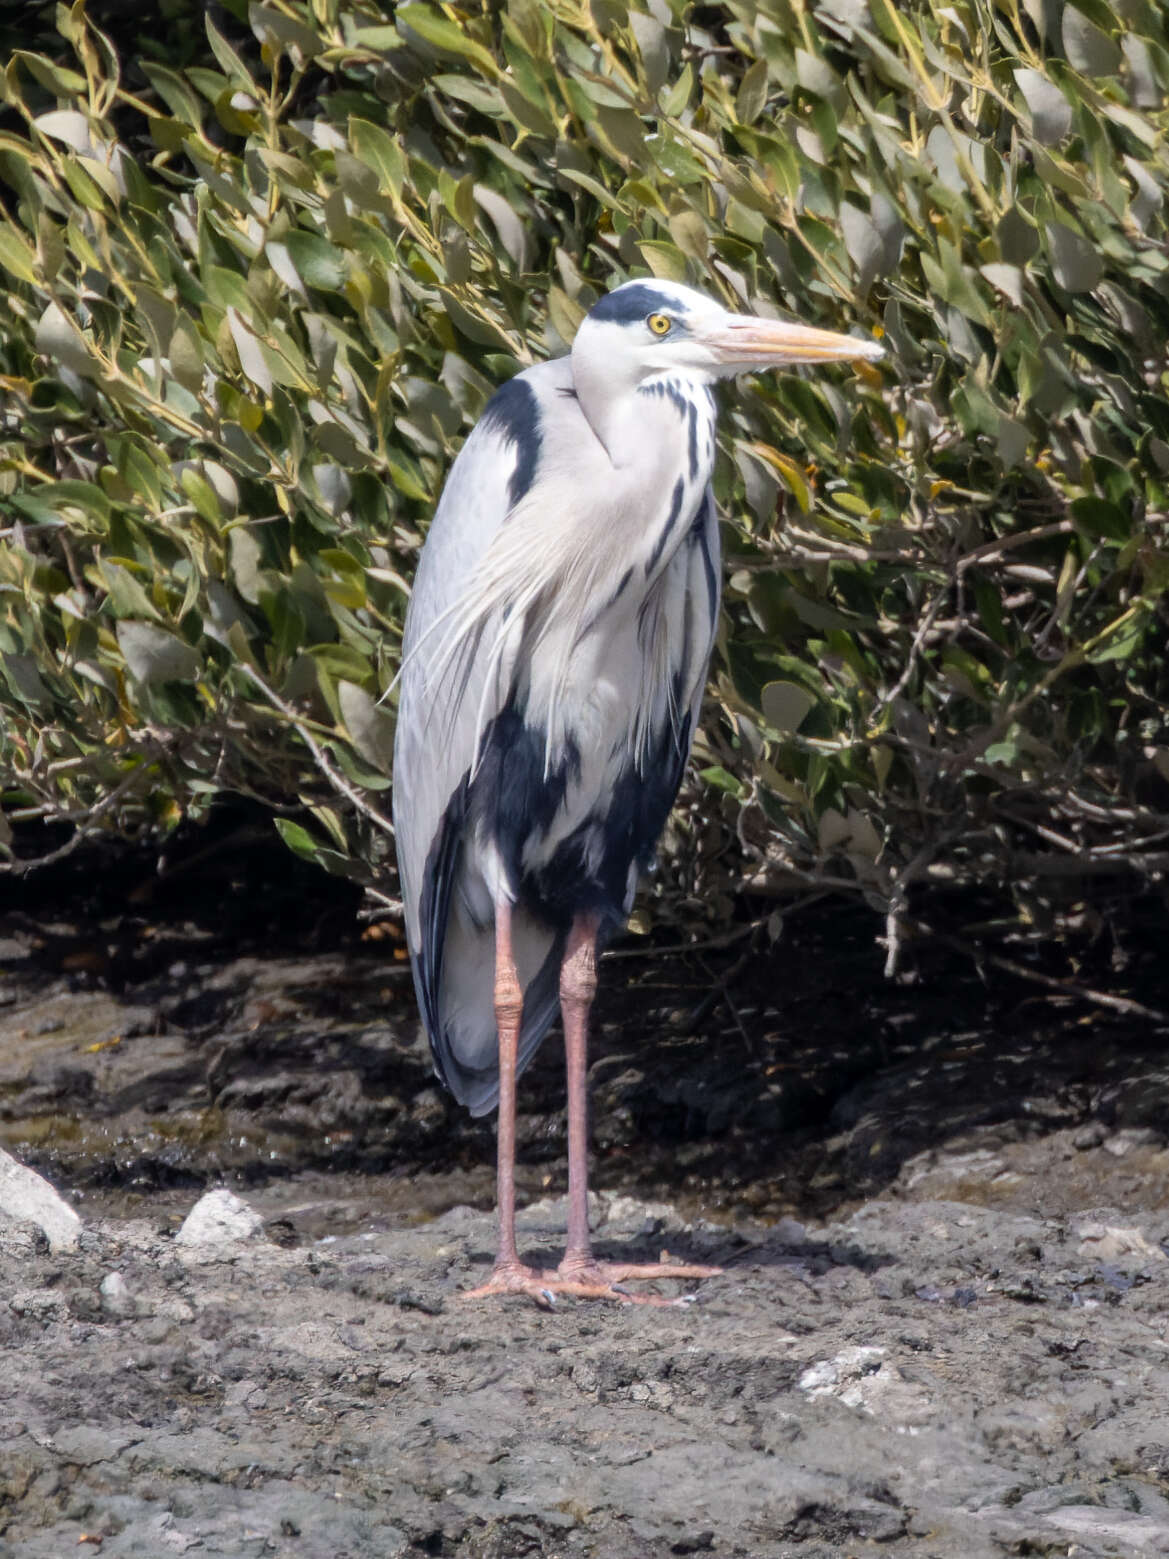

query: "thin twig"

left=873, top=587, right=951, bottom=718
left=955, top=520, right=1075, bottom=570
left=705, top=949, right=758, bottom=1056
left=903, top=917, right=1169, bottom=1025
left=881, top=835, right=954, bottom=978
left=1, top=747, right=169, bottom=876
left=601, top=919, right=764, bottom=961
left=239, top=665, right=394, bottom=839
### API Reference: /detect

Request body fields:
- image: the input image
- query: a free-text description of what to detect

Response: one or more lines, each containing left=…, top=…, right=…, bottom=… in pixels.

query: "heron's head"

left=574, top=279, right=882, bottom=387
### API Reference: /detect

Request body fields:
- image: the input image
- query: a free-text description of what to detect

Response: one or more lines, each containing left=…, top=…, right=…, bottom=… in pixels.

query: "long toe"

left=465, top=1274, right=684, bottom=1307
left=462, top=1260, right=554, bottom=1303
left=594, top=1260, right=724, bottom=1282
left=556, top=1255, right=723, bottom=1305
left=462, top=1258, right=721, bottom=1307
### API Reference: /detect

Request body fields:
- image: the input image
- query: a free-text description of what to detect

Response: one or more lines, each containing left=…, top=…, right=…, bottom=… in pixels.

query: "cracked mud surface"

left=2, top=833, right=1169, bottom=1557
left=3, top=1186, right=1169, bottom=1559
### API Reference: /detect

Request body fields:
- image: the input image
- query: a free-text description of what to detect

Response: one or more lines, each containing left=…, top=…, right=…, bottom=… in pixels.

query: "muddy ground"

left=1, top=828, right=1168, bottom=1557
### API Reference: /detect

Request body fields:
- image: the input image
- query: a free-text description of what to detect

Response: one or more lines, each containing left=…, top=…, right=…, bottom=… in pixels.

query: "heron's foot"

left=462, top=1259, right=557, bottom=1304
left=559, top=1255, right=723, bottom=1305
left=463, top=1255, right=722, bottom=1308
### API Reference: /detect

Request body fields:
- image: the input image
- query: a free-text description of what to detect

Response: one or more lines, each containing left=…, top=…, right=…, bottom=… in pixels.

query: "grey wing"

left=391, top=365, right=566, bottom=1115
left=639, top=484, right=722, bottom=846
left=392, top=414, right=511, bottom=950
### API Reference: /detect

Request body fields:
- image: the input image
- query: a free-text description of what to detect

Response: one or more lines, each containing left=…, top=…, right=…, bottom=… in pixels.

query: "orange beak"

left=704, top=318, right=884, bottom=368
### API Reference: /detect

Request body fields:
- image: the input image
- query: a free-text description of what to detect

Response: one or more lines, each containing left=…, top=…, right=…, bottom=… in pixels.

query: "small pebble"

left=99, top=1272, right=136, bottom=1318
left=175, top=1188, right=264, bottom=1249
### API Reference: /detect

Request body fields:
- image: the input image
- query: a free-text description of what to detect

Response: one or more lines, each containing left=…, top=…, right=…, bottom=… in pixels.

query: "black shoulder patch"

left=589, top=283, right=689, bottom=326
left=480, top=375, right=542, bottom=506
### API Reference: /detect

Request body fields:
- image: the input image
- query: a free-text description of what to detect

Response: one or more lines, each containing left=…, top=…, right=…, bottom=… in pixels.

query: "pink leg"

left=559, top=914, right=601, bottom=1267
left=491, top=897, right=525, bottom=1272
left=554, top=915, right=722, bottom=1299
left=464, top=898, right=544, bottom=1296
left=465, top=909, right=722, bottom=1308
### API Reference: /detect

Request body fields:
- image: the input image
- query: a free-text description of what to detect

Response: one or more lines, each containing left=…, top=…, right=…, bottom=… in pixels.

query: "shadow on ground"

left=1, top=813, right=1167, bottom=1232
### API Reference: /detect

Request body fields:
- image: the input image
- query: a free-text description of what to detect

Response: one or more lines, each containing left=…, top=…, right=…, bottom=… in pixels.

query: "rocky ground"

left=2, top=829, right=1168, bottom=1557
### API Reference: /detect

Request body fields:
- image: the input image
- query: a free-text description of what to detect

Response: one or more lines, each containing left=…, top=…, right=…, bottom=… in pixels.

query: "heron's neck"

left=571, top=362, right=642, bottom=466
left=574, top=364, right=714, bottom=474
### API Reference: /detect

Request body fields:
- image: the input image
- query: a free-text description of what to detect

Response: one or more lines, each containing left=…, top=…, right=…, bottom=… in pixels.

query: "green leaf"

left=1014, top=68, right=1071, bottom=145
left=98, top=560, right=163, bottom=621
left=12, top=481, right=110, bottom=527
left=1046, top=222, right=1104, bottom=293
left=248, top=3, right=323, bottom=63
left=1087, top=615, right=1147, bottom=663
left=283, top=230, right=348, bottom=291
left=205, top=16, right=258, bottom=90
left=0, top=225, right=37, bottom=285
left=659, top=64, right=693, bottom=117
left=700, top=765, right=745, bottom=797
left=1062, top=9, right=1122, bottom=75
left=227, top=307, right=273, bottom=395
left=348, top=118, right=407, bottom=200
left=204, top=265, right=255, bottom=315
left=35, top=302, right=94, bottom=376
left=169, top=316, right=206, bottom=394
left=437, top=289, right=518, bottom=352
left=637, top=240, right=688, bottom=282
left=761, top=680, right=817, bottom=734
left=117, top=621, right=202, bottom=684
left=1070, top=496, right=1129, bottom=541
left=12, top=51, right=86, bottom=95
left=396, top=5, right=498, bottom=74
left=338, top=680, right=394, bottom=769
left=735, top=59, right=769, bottom=125
left=180, top=466, right=223, bottom=526
left=272, top=817, right=360, bottom=875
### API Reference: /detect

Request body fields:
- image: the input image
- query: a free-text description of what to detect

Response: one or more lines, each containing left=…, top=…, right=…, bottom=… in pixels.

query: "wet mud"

left=2, top=832, right=1168, bottom=1557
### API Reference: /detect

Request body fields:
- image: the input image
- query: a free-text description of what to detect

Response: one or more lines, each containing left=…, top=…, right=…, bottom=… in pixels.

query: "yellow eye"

left=647, top=312, right=672, bottom=336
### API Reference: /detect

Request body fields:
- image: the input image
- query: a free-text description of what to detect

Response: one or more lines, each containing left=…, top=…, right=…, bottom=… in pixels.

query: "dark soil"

left=2, top=820, right=1168, bottom=1557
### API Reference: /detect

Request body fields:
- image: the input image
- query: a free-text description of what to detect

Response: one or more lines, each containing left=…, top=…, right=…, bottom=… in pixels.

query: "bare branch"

left=1, top=744, right=171, bottom=877
left=238, top=665, right=394, bottom=840
left=904, top=917, right=1169, bottom=1026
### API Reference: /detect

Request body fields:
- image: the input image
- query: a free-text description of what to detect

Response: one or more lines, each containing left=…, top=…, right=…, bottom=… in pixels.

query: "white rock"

left=0, top=1148, right=81, bottom=1253
left=797, top=1344, right=933, bottom=1427
left=798, top=1344, right=887, bottom=1397
left=1077, top=1222, right=1167, bottom=1267
left=1042, top=1505, right=1169, bottom=1552
left=175, top=1188, right=264, bottom=1250
left=597, top=1192, right=676, bottom=1228
left=100, top=1271, right=136, bottom=1317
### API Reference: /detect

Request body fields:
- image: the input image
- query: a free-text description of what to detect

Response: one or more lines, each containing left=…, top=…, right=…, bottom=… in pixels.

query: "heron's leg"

left=559, top=913, right=600, bottom=1270
left=490, top=896, right=526, bottom=1273
left=464, top=906, right=721, bottom=1307
left=466, top=897, right=555, bottom=1299
left=554, top=914, right=724, bottom=1296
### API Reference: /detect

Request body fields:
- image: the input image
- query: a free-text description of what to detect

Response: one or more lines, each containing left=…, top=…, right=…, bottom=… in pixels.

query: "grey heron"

left=393, top=279, right=882, bottom=1304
